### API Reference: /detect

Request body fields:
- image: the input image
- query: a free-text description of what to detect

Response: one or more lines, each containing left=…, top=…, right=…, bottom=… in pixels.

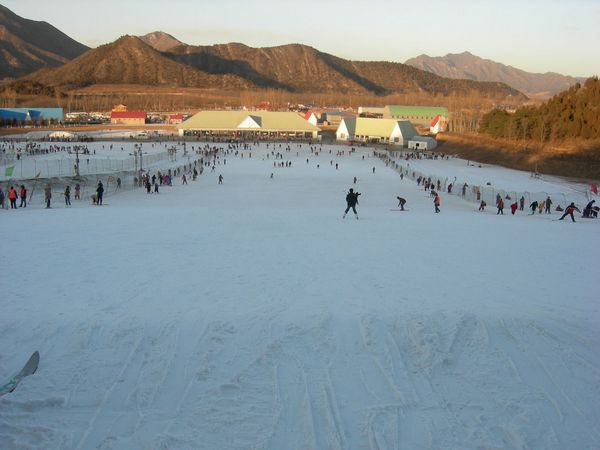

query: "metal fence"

left=378, top=152, right=586, bottom=211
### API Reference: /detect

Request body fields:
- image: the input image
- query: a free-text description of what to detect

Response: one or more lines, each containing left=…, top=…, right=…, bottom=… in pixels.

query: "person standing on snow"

left=343, top=188, right=361, bottom=219
left=519, top=195, right=525, bottom=211
left=19, top=185, right=27, bottom=208
left=497, top=197, right=504, bottom=215
left=434, top=193, right=441, bottom=213
left=44, top=184, right=52, bottom=208
left=64, top=186, right=71, bottom=206
left=8, top=186, right=18, bottom=209
left=510, top=202, right=518, bottom=215
left=218, top=174, right=223, bottom=184
left=545, top=196, right=553, bottom=214
left=96, top=181, right=104, bottom=205
left=559, top=202, right=580, bottom=222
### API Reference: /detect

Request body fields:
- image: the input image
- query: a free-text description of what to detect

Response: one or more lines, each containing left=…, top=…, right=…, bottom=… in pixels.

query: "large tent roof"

left=178, top=111, right=320, bottom=132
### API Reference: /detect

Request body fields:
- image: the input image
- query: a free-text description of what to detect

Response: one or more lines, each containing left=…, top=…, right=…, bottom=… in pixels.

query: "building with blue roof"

left=0, top=108, right=64, bottom=123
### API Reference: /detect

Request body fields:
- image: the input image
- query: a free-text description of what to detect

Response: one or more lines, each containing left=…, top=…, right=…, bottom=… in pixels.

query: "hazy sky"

left=3, top=0, right=599, bottom=77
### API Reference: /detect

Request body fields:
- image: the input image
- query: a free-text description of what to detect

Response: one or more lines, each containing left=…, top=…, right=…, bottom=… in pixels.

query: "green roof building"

left=383, top=105, right=449, bottom=126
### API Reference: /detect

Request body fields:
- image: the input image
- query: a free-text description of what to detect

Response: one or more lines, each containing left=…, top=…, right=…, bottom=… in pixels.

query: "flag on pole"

left=4, top=166, right=15, bottom=177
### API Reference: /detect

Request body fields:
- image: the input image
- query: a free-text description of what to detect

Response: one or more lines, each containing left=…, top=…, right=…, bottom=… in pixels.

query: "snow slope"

left=1, top=143, right=599, bottom=450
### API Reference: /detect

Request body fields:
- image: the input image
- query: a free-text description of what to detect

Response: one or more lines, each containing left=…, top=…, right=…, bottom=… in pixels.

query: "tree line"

left=479, top=77, right=600, bottom=141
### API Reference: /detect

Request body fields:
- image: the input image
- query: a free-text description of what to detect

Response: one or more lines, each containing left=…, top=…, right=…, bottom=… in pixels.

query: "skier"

left=19, top=185, right=27, bottom=208
left=559, top=202, right=580, bottom=222
left=478, top=200, right=486, bottom=211
left=353, top=176, right=357, bottom=184
left=64, top=186, right=71, bottom=206
left=218, top=174, right=223, bottom=184
left=96, top=181, right=104, bottom=205
left=343, top=188, right=361, bottom=219
left=396, top=196, right=406, bottom=210
left=434, top=193, right=441, bottom=213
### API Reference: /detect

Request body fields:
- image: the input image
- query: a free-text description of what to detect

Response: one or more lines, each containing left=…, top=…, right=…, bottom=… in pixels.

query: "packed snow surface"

left=1, top=142, right=599, bottom=450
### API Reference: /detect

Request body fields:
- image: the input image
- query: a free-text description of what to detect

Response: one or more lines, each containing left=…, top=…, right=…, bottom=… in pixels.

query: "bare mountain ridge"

left=0, top=4, right=88, bottom=79
left=405, top=51, right=585, bottom=97
left=24, top=35, right=253, bottom=90
left=139, top=31, right=183, bottom=52
left=164, top=42, right=523, bottom=97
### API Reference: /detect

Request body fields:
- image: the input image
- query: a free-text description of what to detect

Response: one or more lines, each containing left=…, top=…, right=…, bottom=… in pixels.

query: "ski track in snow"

left=0, top=142, right=599, bottom=449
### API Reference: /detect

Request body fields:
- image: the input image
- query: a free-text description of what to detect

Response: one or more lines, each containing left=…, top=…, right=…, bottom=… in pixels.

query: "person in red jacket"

left=19, top=185, right=27, bottom=208
left=559, top=202, right=581, bottom=222
left=510, top=202, right=518, bottom=215
left=434, top=193, right=441, bottom=213
left=8, top=186, right=18, bottom=209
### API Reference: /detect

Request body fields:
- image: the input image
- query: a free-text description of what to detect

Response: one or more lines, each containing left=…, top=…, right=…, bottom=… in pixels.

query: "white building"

left=408, top=136, right=438, bottom=150
left=336, top=117, right=417, bottom=146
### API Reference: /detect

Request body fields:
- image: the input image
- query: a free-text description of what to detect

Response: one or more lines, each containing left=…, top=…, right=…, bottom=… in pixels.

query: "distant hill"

left=405, top=51, right=585, bottom=98
left=23, top=35, right=253, bottom=89
left=165, top=42, right=523, bottom=97
left=139, top=31, right=183, bottom=52
left=0, top=4, right=88, bottom=79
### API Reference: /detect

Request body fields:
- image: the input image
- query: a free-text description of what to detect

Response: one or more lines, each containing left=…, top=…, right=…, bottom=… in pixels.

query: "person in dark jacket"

left=396, top=196, right=406, bottom=210
left=530, top=201, right=538, bottom=215
left=64, top=186, right=71, bottom=206
left=545, top=196, right=553, bottom=214
left=559, top=202, right=581, bottom=222
left=582, top=200, right=595, bottom=218
left=96, top=181, right=104, bottom=205
left=343, top=188, right=361, bottom=219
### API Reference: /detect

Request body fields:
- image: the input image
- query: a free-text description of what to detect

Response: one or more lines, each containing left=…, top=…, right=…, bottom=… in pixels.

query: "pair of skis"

left=0, top=351, right=40, bottom=397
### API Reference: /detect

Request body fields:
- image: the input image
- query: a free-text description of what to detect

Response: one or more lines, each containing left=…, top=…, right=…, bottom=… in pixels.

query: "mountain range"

left=0, top=4, right=88, bottom=80
left=405, top=52, right=585, bottom=98
left=0, top=5, right=583, bottom=101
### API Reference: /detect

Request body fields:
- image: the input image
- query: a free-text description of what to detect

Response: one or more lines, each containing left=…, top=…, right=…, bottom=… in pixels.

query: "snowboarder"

left=396, top=196, right=406, bottom=210
left=559, top=202, right=580, bottom=222
left=434, top=193, right=441, bottom=213
left=343, top=188, right=360, bottom=219
left=96, top=181, right=104, bottom=205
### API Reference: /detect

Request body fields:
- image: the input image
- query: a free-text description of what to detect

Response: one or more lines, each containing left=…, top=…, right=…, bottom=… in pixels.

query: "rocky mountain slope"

left=405, top=51, right=585, bottom=97
left=0, top=4, right=88, bottom=79
left=139, top=31, right=183, bottom=52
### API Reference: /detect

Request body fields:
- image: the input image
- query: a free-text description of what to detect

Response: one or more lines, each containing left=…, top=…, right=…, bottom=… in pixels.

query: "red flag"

left=592, top=183, right=598, bottom=195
